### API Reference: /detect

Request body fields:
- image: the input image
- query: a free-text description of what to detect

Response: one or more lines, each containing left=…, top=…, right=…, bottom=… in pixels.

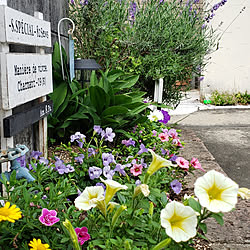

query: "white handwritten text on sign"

left=0, top=6, right=51, bottom=47
left=3, top=54, right=53, bottom=109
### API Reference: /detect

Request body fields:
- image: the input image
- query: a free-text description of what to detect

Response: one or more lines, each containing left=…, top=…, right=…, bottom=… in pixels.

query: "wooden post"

left=154, top=78, right=164, bottom=107
left=34, top=11, right=48, bottom=158
left=0, top=0, right=12, bottom=194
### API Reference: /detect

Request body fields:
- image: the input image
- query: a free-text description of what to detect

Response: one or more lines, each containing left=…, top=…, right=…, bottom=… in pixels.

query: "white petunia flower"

left=147, top=109, right=164, bottom=122
left=74, top=186, right=105, bottom=211
left=194, top=170, right=238, bottom=213
left=160, top=201, right=197, bottom=242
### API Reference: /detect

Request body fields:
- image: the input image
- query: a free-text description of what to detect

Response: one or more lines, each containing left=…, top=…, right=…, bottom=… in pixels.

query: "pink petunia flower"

left=158, top=133, right=169, bottom=142
left=39, top=208, right=60, bottom=226
left=75, top=227, right=91, bottom=245
left=190, top=158, right=205, bottom=172
left=176, top=157, right=189, bottom=170
left=130, top=164, right=143, bottom=176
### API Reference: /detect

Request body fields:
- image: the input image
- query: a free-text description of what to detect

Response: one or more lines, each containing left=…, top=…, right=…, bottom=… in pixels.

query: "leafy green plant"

left=48, top=43, right=149, bottom=143
left=210, top=90, right=250, bottom=106
left=69, top=0, right=218, bottom=104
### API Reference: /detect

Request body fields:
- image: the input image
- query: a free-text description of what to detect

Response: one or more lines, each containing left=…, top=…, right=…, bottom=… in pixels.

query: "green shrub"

left=210, top=90, right=250, bottom=106
left=69, top=0, right=217, bottom=104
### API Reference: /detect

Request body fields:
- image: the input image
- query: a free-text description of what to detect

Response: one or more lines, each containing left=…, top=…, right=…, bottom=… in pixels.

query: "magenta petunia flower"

left=130, top=164, right=143, bottom=176
left=39, top=208, right=60, bottom=226
left=176, top=157, right=189, bottom=170
left=158, top=132, right=169, bottom=142
left=75, top=227, right=91, bottom=245
left=190, top=158, right=205, bottom=172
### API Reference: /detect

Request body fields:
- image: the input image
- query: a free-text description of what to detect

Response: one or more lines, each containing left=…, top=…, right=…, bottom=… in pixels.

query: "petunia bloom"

left=176, top=157, right=189, bottom=169
left=237, top=187, right=250, bottom=199
left=121, top=138, right=136, bottom=147
left=88, top=166, right=102, bottom=180
left=39, top=208, right=60, bottom=226
left=170, top=180, right=182, bottom=194
left=147, top=109, right=164, bottom=122
left=0, top=202, right=22, bottom=223
left=146, top=149, right=173, bottom=176
left=130, top=164, right=143, bottom=176
left=75, top=227, right=91, bottom=245
left=28, top=238, right=51, bottom=250
left=160, top=201, right=197, bottom=242
left=190, top=157, right=205, bottom=172
left=194, top=170, right=239, bottom=213
left=100, top=178, right=128, bottom=204
left=159, top=110, right=171, bottom=124
left=134, top=184, right=150, bottom=197
left=158, top=132, right=169, bottom=142
left=74, top=186, right=105, bottom=211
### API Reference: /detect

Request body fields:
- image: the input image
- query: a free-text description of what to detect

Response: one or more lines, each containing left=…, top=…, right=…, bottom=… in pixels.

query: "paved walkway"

left=168, top=92, right=250, bottom=249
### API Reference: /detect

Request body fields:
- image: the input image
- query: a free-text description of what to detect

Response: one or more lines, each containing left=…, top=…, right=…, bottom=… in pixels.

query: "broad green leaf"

left=199, top=222, right=207, bottom=234
left=102, top=106, right=128, bottom=117
left=89, top=86, right=109, bottom=114
left=211, top=213, right=224, bottom=226
left=188, top=198, right=201, bottom=213
left=49, top=81, right=68, bottom=114
left=107, top=69, right=124, bottom=82
left=113, top=94, right=132, bottom=105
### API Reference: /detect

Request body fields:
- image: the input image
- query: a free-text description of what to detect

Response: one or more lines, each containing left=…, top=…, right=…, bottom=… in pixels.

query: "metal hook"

left=57, top=18, right=75, bottom=80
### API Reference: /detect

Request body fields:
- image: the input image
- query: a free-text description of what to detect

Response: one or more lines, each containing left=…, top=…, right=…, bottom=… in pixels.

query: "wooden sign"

left=0, top=5, right=51, bottom=47
left=1, top=53, right=53, bottom=110
left=3, top=100, right=53, bottom=137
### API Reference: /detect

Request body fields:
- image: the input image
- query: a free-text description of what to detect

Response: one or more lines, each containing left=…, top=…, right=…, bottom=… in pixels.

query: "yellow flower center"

left=208, top=184, right=223, bottom=201
left=169, top=213, right=184, bottom=230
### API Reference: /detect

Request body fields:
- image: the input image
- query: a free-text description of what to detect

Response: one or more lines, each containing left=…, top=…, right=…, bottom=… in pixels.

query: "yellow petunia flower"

left=0, top=202, right=22, bottom=223
left=28, top=238, right=51, bottom=250
left=160, top=201, right=197, bottom=242
left=238, top=187, right=250, bottom=199
left=194, top=170, right=239, bottom=213
left=100, top=178, right=128, bottom=204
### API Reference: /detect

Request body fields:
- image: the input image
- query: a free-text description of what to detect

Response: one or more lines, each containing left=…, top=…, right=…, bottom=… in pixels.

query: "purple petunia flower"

left=42, top=195, right=47, bottom=200
left=121, top=138, right=135, bottom=147
left=16, top=155, right=26, bottom=168
left=75, top=154, right=85, bottom=164
left=39, top=157, right=49, bottom=165
left=129, top=1, right=137, bottom=25
left=88, top=148, right=96, bottom=157
left=88, top=166, right=102, bottom=180
left=30, top=151, right=42, bottom=160
left=140, top=158, right=147, bottom=168
left=137, top=143, right=148, bottom=155
left=152, top=130, right=157, bottom=137
left=135, top=179, right=141, bottom=186
left=170, top=179, right=182, bottom=194
left=114, top=164, right=127, bottom=176
left=169, top=154, right=178, bottom=162
left=101, top=127, right=115, bottom=142
left=66, top=164, right=75, bottom=172
left=70, top=0, right=75, bottom=4
left=103, top=166, right=115, bottom=180
left=80, top=0, right=88, bottom=6
left=102, top=153, right=115, bottom=166
left=159, top=110, right=171, bottom=124
left=93, top=125, right=103, bottom=135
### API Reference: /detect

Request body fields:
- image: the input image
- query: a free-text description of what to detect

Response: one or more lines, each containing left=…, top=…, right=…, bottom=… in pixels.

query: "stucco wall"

left=201, top=0, right=250, bottom=99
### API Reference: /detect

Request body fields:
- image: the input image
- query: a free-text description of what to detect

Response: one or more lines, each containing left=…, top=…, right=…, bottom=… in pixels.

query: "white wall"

left=201, top=0, right=250, bottom=99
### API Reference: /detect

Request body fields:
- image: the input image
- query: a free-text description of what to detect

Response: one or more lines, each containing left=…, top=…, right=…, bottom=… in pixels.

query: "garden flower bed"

left=1, top=109, right=248, bottom=249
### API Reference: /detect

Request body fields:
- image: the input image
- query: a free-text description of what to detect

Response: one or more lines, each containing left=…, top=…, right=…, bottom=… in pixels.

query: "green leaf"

left=107, top=69, right=124, bottom=82
left=188, top=198, right=201, bottom=213
left=23, top=188, right=30, bottom=203
left=89, top=86, right=109, bottom=114
left=211, top=213, right=224, bottom=226
left=101, top=106, right=128, bottom=117
left=113, top=94, right=132, bottom=105
left=60, top=237, right=70, bottom=243
left=9, top=170, right=16, bottom=186
left=199, top=222, right=207, bottom=234
left=49, top=81, right=68, bottom=114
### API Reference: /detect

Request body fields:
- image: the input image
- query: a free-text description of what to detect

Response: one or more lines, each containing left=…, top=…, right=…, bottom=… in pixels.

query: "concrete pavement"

left=167, top=92, right=250, bottom=249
